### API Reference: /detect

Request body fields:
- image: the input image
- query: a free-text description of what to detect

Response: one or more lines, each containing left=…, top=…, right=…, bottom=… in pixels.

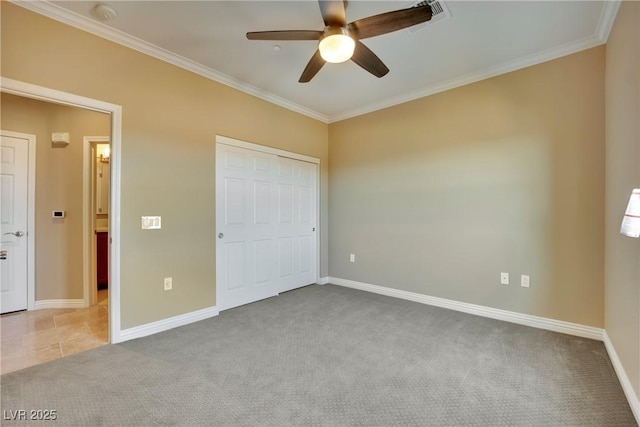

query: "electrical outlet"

left=349, top=253, right=355, bottom=263
left=164, top=277, right=172, bottom=291
left=500, top=272, right=509, bottom=285
left=521, top=275, right=530, bottom=288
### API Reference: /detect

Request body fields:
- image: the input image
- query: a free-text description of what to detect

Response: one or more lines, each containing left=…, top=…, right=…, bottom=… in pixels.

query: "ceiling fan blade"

left=350, top=41, right=389, bottom=78
left=348, top=5, right=432, bottom=39
left=299, top=50, right=326, bottom=83
left=246, top=30, right=323, bottom=41
left=318, top=0, right=347, bottom=27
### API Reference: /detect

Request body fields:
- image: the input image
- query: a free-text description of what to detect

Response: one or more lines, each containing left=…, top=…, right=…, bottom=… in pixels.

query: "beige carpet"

left=1, top=285, right=636, bottom=426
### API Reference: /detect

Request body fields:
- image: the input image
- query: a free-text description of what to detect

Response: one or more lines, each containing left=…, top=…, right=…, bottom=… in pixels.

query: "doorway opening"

left=85, top=137, right=111, bottom=309
left=1, top=77, right=123, bottom=355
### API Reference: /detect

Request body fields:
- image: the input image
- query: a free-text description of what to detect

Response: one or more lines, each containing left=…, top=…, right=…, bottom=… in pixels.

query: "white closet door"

left=216, top=141, right=318, bottom=310
left=216, top=144, right=279, bottom=310
left=276, top=157, right=317, bottom=293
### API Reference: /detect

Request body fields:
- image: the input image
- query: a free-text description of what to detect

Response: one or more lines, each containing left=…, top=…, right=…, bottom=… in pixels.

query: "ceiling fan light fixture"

left=319, top=28, right=355, bottom=63
left=247, top=0, right=434, bottom=82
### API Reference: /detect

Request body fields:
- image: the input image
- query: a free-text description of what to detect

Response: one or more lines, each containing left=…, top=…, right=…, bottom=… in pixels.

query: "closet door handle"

left=218, top=233, right=224, bottom=239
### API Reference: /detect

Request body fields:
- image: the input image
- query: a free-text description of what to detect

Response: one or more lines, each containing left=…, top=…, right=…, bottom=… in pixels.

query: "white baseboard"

left=317, top=276, right=329, bottom=285
left=34, top=299, right=86, bottom=310
left=603, top=332, right=640, bottom=424
left=118, top=306, right=219, bottom=343
left=328, top=277, right=604, bottom=340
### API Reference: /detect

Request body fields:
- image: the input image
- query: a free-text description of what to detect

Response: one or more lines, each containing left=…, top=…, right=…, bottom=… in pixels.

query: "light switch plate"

left=141, top=216, right=161, bottom=229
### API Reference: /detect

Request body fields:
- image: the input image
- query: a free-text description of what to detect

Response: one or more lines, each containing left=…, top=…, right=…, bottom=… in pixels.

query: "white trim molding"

left=317, top=277, right=330, bottom=285
left=603, top=332, right=640, bottom=424
left=329, top=32, right=613, bottom=123
left=119, top=306, right=219, bottom=343
left=216, top=135, right=320, bottom=165
left=329, top=277, right=604, bottom=340
left=35, top=299, right=86, bottom=310
left=596, top=0, right=622, bottom=42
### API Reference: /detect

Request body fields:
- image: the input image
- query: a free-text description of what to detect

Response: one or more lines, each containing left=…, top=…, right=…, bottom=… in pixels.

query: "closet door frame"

left=215, top=135, right=320, bottom=310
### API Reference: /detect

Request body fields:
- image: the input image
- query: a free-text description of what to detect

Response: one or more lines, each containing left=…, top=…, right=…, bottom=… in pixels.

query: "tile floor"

left=0, top=290, right=109, bottom=375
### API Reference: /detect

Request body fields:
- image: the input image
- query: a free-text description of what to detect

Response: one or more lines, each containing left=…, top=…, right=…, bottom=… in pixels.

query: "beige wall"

left=329, top=47, right=605, bottom=327
left=1, top=3, right=329, bottom=329
left=605, top=1, right=640, bottom=398
left=1, top=93, right=110, bottom=300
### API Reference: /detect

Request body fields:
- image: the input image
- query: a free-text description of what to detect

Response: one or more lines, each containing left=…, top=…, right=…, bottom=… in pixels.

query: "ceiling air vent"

left=408, top=0, right=450, bottom=32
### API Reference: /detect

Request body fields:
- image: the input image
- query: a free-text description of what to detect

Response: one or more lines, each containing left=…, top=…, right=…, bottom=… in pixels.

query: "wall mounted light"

left=620, top=188, right=640, bottom=238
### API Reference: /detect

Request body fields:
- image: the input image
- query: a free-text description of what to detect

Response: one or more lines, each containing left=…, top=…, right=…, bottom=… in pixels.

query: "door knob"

left=218, top=233, right=224, bottom=239
left=3, top=231, right=24, bottom=237
left=0, top=250, right=6, bottom=260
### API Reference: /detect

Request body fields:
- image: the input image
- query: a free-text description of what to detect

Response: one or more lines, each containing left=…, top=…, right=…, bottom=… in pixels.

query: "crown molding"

left=329, top=1, right=620, bottom=123
left=596, top=0, right=621, bottom=42
left=10, top=0, right=330, bottom=124
left=329, top=32, right=606, bottom=123
left=11, top=0, right=619, bottom=125
left=329, top=0, right=620, bottom=122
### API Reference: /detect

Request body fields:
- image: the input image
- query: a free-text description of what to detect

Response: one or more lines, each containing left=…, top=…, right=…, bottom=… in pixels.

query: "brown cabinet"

left=97, top=231, right=109, bottom=289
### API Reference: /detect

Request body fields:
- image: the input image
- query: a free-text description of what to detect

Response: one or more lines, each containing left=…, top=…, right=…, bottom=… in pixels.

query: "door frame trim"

left=215, top=135, right=321, bottom=309
left=0, top=130, right=36, bottom=311
left=1, top=77, right=124, bottom=344
left=216, top=135, right=320, bottom=165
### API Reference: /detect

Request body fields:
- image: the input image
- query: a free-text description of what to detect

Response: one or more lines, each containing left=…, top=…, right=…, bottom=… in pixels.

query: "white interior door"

left=277, top=157, right=317, bottom=293
left=216, top=141, right=319, bottom=311
left=1, top=133, right=30, bottom=314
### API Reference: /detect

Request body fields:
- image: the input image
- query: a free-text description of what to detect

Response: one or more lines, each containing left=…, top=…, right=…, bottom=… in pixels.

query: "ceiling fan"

left=246, top=0, right=433, bottom=83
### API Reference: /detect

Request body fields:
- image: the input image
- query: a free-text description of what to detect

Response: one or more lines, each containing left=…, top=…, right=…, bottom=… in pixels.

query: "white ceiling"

left=17, top=1, right=619, bottom=123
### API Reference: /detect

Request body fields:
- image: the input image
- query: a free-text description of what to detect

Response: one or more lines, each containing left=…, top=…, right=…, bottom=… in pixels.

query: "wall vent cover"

left=408, top=0, right=450, bottom=32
